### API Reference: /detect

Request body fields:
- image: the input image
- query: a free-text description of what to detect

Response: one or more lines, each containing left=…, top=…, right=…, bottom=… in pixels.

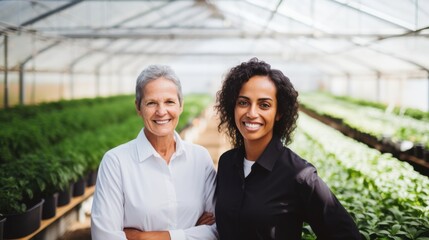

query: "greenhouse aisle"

left=59, top=107, right=228, bottom=239
left=183, top=106, right=231, bottom=169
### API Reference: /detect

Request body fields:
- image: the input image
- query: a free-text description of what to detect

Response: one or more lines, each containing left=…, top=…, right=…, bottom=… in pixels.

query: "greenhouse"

left=0, top=0, right=428, bottom=240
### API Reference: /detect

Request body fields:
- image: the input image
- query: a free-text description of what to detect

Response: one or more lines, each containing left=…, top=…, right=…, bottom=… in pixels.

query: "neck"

left=243, top=136, right=272, bottom=161
left=144, top=129, right=176, bottom=164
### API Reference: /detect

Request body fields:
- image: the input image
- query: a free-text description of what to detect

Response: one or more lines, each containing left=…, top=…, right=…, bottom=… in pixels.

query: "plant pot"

left=424, top=149, right=429, bottom=163
left=0, top=217, right=6, bottom=240
left=3, top=198, right=44, bottom=239
left=86, top=169, right=98, bottom=187
left=414, top=143, right=425, bottom=159
left=42, top=193, right=58, bottom=219
left=73, top=176, right=86, bottom=197
left=58, top=183, right=74, bottom=207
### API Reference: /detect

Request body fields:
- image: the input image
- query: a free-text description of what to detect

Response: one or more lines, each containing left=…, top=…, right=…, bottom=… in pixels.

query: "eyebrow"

left=237, top=96, right=273, bottom=101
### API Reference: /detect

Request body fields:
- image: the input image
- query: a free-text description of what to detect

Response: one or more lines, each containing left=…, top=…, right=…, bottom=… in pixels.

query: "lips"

left=243, top=122, right=262, bottom=130
left=154, top=119, right=171, bottom=125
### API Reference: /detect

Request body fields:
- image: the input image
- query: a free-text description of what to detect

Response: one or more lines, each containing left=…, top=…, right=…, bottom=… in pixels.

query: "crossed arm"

left=124, top=212, right=216, bottom=240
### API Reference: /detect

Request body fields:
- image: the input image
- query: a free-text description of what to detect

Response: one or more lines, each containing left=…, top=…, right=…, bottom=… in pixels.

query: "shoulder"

left=276, top=146, right=307, bottom=166
left=218, top=148, right=240, bottom=167
left=182, top=140, right=209, bottom=153
left=102, top=139, right=137, bottom=164
left=284, top=150, right=320, bottom=186
left=181, top=140, right=213, bottom=164
left=182, top=140, right=210, bottom=156
left=277, top=147, right=317, bottom=176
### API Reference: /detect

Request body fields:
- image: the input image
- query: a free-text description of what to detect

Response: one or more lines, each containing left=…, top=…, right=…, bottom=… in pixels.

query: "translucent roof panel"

left=0, top=0, right=428, bottom=88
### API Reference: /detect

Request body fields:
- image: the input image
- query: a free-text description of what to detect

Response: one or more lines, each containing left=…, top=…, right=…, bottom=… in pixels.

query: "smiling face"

left=136, top=77, right=183, bottom=141
left=234, top=75, right=279, bottom=148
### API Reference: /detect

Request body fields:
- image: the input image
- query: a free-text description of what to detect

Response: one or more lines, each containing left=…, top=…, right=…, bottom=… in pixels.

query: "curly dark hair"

left=215, top=58, right=299, bottom=148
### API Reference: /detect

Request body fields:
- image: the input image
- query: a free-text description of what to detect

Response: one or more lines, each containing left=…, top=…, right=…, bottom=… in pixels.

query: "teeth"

left=244, top=122, right=260, bottom=129
left=155, top=120, right=169, bottom=124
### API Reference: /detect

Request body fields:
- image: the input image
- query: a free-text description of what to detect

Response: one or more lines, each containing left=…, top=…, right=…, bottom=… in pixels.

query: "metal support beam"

left=95, top=69, right=100, bottom=97
left=427, top=71, right=429, bottom=112
left=346, top=73, right=351, bottom=96
left=376, top=72, right=381, bottom=102
left=17, top=41, right=61, bottom=105
left=69, top=71, right=74, bottom=99
left=3, top=34, right=8, bottom=108
left=19, top=63, right=25, bottom=105
left=21, top=0, right=83, bottom=27
left=329, top=0, right=414, bottom=30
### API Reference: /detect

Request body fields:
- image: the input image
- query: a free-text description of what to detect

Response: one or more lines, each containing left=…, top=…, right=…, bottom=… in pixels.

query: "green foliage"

left=0, top=95, right=135, bottom=163
left=178, top=94, right=212, bottom=131
left=0, top=93, right=212, bottom=215
left=292, top=114, right=429, bottom=240
left=299, top=92, right=429, bottom=151
left=331, top=93, right=429, bottom=121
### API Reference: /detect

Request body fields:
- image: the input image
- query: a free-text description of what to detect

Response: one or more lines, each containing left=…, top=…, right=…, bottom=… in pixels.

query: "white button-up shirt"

left=91, top=129, right=218, bottom=240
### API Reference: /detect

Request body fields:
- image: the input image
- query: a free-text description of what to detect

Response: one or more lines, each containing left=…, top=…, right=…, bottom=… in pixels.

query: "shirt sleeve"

left=173, top=149, right=218, bottom=240
left=91, top=152, right=127, bottom=240
left=297, top=166, right=361, bottom=240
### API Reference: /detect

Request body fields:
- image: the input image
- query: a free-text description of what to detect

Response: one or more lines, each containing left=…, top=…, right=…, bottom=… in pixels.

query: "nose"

left=156, top=104, right=167, bottom=115
left=246, top=104, right=258, bottom=118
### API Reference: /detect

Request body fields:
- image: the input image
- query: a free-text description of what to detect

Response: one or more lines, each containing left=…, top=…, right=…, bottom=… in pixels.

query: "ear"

left=180, top=99, right=184, bottom=114
left=135, top=99, right=142, bottom=116
left=275, top=113, right=282, bottom=121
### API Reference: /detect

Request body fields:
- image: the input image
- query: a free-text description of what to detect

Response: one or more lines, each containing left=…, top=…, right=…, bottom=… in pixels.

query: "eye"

left=260, top=102, right=271, bottom=109
left=166, top=100, right=176, bottom=105
left=146, top=101, right=156, bottom=107
left=236, top=99, right=249, bottom=107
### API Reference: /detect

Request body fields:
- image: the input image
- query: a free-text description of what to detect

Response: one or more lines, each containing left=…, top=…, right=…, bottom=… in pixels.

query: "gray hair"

left=135, top=65, right=183, bottom=110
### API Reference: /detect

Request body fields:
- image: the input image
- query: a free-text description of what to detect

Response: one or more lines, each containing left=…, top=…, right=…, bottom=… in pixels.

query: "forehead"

left=239, top=75, right=276, bottom=97
left=143, top=78, right=178, bottom=97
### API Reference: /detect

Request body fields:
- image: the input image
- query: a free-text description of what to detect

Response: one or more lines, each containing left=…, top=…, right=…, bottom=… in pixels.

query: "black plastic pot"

left=3, top=198, right=44, bottom=239
left=58, top=183, right=74, bottom=207
left=414, top=143, right=425, bottom=159
left=73, top=176, right=87, bottom=197
left=86, top=169, right=98, bottom=187
left=0, top=217, right=6, bottom=240
left=42, top=193, right=59, bottom=219
left=424, top=149, right=429, bottom=163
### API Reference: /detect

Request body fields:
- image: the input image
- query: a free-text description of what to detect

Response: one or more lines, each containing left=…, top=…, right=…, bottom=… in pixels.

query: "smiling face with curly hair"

left=234, top=75, right=281, bottom=157
left=215, top=58, right=299, bottom=149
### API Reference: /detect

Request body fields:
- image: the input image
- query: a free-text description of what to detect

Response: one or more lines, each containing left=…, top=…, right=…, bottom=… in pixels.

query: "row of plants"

left=0, top=95, right=136, bottom=163
left=0, top=94, right=211, bottom=238
left=299, top=92, right=429, bottom=157
left=332, top=94, right=429, bottom=121
left=290, top=114, right=429, bottom=240
left=0, top=95, right=133, bottom=122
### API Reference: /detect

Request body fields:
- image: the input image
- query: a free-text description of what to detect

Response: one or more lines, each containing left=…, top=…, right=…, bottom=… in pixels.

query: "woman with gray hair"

left=91, top=65, right=218, bottom=240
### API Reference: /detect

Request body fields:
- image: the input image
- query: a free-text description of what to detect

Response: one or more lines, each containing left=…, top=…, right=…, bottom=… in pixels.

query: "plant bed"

left=292, top=114, right=429, bottom=240
left=3, top=198, right=44, bottom=239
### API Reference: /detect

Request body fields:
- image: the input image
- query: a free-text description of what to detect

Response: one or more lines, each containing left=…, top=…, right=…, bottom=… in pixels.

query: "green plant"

left=290, top=114, right=429, bottom=239
left=0, top=94, right=212, bottom=216
left=0, top=164, right=31, bottom=214
left=299, top=92, right=429, bottom=151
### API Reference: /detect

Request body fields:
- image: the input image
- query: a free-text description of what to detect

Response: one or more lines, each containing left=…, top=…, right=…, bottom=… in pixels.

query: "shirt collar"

left=233, top=135, right=284, bottom=172
left=136, top=128, right=185, bottom=163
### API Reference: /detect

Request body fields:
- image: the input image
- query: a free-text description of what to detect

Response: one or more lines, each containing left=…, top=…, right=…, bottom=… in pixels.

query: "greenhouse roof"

left=0, top=0, right=428, bottom=106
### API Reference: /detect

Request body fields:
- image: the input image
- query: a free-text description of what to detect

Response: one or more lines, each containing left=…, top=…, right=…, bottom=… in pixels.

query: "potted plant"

left=56, top=151, right=86, bottom=204
left=32, top=154, right=65, bottom=219
left=0, top=162, right=44, bottom=239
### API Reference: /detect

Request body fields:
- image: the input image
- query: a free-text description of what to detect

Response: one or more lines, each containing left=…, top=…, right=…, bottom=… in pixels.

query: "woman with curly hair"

left=214, top=58, right=360, bottom=240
